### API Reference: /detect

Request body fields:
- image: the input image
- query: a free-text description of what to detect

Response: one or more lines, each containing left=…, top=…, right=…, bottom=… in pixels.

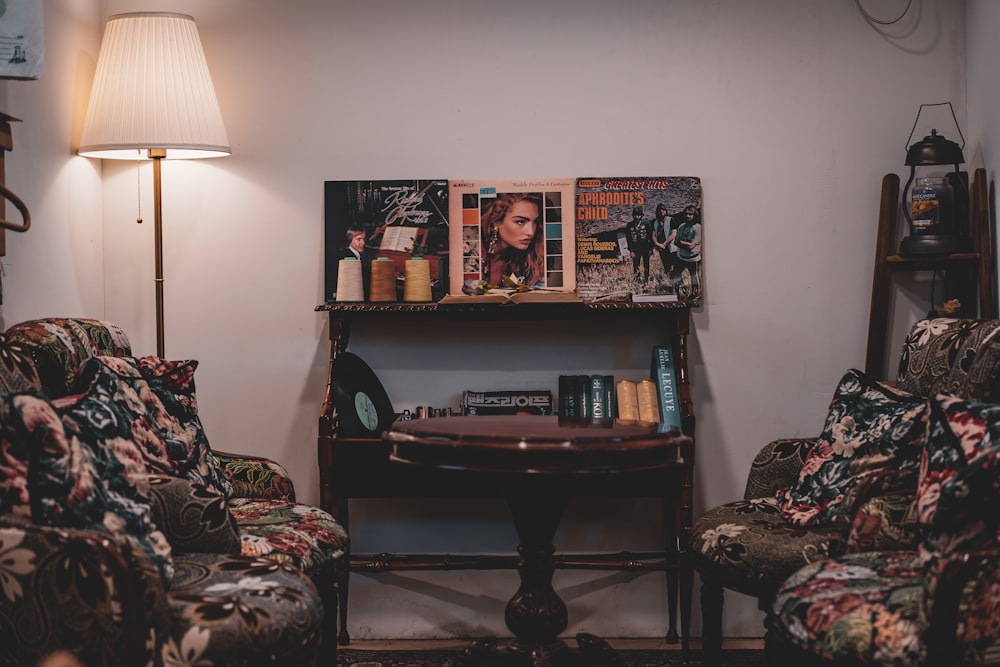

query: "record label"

left=329, top=352, right=395, bottom=438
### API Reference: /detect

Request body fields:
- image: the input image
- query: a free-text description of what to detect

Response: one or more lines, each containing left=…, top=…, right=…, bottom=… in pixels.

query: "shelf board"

left=885, top=252, right=980, bottom=270
left=315, top=299, right=698, bottom=317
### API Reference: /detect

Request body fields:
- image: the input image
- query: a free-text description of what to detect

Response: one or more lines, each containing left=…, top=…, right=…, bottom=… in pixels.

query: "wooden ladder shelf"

left=865, top=168, right=997, bottom=378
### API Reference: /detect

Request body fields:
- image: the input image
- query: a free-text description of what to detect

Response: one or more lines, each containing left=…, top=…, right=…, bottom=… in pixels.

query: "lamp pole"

left=150, top=148, right=166, bottom=357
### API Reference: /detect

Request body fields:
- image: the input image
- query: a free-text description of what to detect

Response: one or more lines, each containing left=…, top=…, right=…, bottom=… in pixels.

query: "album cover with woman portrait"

left=447, top=178, right=576, bottom=297
left=575, top=176, right=703, bottom=305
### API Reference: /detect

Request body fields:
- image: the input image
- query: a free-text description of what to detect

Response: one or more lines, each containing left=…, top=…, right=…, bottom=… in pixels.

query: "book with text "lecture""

left=651, top=345, right=682, bottom=431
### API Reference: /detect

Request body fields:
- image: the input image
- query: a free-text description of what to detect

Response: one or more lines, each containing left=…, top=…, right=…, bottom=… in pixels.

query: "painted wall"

left=2, top=0, right=992, bottom=641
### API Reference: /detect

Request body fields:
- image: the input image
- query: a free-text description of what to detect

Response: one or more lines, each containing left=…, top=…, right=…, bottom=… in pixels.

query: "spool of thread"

left=336, top=258, right=364, bottom=302
left=369, top=257, right=397, bottom=302
left=403, top=257, right=433, bottom=302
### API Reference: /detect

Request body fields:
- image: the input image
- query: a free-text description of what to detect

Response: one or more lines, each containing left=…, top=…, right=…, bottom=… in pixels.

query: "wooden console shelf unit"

left=316, top=300, right=697, bottom=648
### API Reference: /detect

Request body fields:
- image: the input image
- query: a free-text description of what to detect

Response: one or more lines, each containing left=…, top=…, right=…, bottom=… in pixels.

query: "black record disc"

left=329, top=352, right=395, bottom=438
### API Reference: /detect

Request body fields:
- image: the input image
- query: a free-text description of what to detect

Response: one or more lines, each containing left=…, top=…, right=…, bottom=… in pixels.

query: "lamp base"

left=899, top=234, right=971, bottom=256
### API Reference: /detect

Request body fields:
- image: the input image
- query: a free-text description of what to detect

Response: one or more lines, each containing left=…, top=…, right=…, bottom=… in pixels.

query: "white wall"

left=2, top=0, right=986, bottom=641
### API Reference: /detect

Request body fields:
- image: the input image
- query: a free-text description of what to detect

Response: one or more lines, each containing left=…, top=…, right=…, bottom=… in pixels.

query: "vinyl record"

left=329, top=352, right=395, bottom=438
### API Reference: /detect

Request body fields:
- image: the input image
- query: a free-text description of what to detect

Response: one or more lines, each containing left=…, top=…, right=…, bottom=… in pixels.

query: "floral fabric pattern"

left=163, top=552, right=322, bottom=667
left=0, top=317, right=341, bottom=666
left=2, top=318, right=130, bottom=399
left=773, top=550, right=928, bottom=667
left=148, top=475, right=241, bottom=554
left=13, top=382, right=175, bottom=584
left=779, top=369, right=928, bottom=526
left=217, top=453, right=295, bottom=501
left=0, top=334, right=40, bottom=394
left=90, top=355, right=234, bottom=499
left=229, top=497, right=349, bottom=576
left=689, top=496, right=844, bottom=588
left=0, top=396, right=31, bottom=519
left=918, top=395, right=1000, bottom=559
left=897, top=318, right=1000, bottom=403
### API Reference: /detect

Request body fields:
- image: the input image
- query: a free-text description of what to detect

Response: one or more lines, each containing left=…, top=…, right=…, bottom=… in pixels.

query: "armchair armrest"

left=923, top=548, right=1000, bottom=666
left=213, top=450, right=296, bottom=501
left=0, top=518, right=166, bottom=667
left=742, top=437, right=816, bottom=500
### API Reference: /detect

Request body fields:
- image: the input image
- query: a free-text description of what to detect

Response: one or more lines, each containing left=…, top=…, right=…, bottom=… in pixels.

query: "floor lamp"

left=79, top=12, right=230, bottom=357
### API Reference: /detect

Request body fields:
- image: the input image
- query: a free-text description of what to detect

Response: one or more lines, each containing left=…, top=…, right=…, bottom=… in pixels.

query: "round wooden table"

left=385, top=415, right=692, bottom=667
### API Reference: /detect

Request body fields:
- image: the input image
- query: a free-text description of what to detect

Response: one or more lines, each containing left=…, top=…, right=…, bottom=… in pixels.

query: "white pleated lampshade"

left=79, top=12, right=230, bottom=160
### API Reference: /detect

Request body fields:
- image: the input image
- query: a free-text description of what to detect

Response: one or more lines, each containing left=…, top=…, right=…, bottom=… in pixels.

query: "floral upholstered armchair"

left=771, top=373, right=1000, bottom=665
left=0, top=317, right=349, bottom=666
left=688, top=318, right=1000, bottom=664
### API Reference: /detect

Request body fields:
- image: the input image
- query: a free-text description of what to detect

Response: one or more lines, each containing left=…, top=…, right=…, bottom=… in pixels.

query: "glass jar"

left=909, top=176, right=954, bottom=235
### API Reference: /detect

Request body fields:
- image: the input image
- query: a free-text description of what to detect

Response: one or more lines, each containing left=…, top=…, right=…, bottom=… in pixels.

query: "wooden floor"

left=344, top=638, right=764, bottom=652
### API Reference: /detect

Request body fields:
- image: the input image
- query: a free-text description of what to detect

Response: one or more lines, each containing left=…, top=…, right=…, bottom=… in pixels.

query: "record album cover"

left=324, top=179, right=450, bottom=301
left=448, top=178, right=576, bottom=297
left=575, top=177, right=702, bottom=304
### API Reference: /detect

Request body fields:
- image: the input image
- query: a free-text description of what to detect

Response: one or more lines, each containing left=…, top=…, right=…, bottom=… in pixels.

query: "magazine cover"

left=324, top=180, right=449, bottom=302
left=575, top=176, right=702, bottom=303
left=448, top=178, right=576, bottom=297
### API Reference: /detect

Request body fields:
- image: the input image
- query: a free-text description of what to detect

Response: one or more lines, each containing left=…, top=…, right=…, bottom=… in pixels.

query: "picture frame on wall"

left=0, top=1, right=45, bottom=80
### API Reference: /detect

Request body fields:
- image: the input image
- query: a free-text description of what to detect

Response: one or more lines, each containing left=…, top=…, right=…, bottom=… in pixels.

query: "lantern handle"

left=905, top=102, right=966, bottom=152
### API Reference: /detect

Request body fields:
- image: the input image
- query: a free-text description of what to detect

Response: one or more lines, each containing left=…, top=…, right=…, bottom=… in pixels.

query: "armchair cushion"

left=897, top=318, right=1000, bottom=403
left=689, top=496, right=845, bottom=596
left=228, top=498, right=348, bottom=576
left=11, top=386, right=173, bottom=583
left=778, top=369, right=928, bottom=527
left=0, top=395, right=32, bottom=519
left=91, top=356, right=234, bottom=499
left=773, top=550, right=928, bottom=667
left=0, top=333, right=41, bottom=393
left=3, top=318, right=130, bottom=399
left=148, top=475, right=241, bottom=554
left=215, top=451, right=295, bottom=501
left=918, top=395, right=1000, bottom=559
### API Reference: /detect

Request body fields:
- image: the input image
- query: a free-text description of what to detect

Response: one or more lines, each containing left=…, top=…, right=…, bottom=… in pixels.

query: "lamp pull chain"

left=136, top=154, right=143, bottom=224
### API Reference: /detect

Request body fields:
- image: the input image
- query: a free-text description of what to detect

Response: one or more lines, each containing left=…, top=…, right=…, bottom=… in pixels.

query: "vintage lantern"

left=899, top=103, right=969, bottom=256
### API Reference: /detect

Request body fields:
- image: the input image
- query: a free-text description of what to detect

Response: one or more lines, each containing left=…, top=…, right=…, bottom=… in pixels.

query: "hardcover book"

left=324, top=180, right=450, bottom=302
left=448, top=178, right=576, bottom=297
left=616, top=379, right=640, bottom=421
left=575, top=176, right=703, bottom=304
left=651, top=345, right=683, bottom=431
left=589, top=374, right=607, bottom=420
left=462, top=389, right=554, bottom=416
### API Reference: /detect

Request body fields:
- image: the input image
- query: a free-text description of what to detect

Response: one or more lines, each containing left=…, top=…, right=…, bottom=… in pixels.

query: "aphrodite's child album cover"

left=575, top=176, right=702, bottom=304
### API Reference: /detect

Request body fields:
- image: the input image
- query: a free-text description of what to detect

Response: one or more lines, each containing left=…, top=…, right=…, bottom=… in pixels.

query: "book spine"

left=464, top=390, right=553, bottom=415
left=636, top=379, right=659, bottom=423
left=616, top=379, right=639, bottom=420
left=651, top=345, right=683, bottom=430
left=576, top=374, right=591, bottom=419
left=559, top=375, right=577, bottom=417
left=590, top=374, right=606, bottom=419
left=603, top=375, right=616, bottom=420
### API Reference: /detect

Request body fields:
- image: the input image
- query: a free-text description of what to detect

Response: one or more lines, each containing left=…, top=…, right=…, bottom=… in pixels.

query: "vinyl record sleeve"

left=448, top=178, right=576, bottom=296
left=329, top=352, right=395, bottom=438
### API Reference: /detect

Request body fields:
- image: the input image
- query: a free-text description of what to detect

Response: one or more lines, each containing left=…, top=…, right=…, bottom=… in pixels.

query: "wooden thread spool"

left=336, top=258, right=364, bottom=302
left=403, top=257, right=433, bottom=302
left=369, top=257, right=397, bottom=302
